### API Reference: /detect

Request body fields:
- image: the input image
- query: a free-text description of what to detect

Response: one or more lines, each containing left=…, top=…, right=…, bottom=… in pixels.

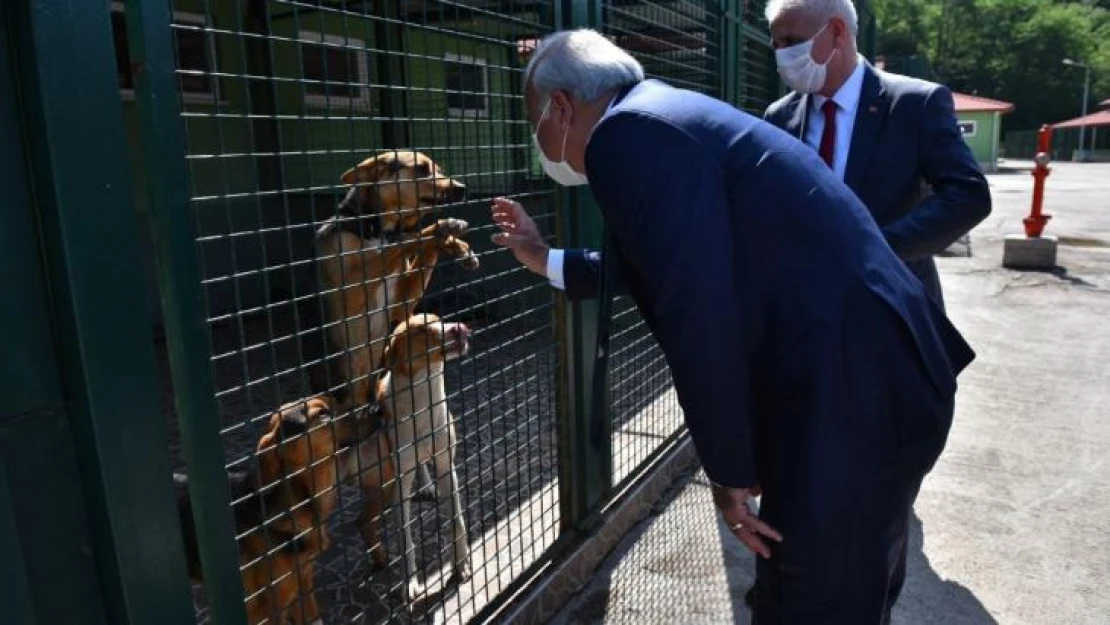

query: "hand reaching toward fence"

left=490, top=197, right=549, bottom=277
left=711, top=482, right=782, bottom=559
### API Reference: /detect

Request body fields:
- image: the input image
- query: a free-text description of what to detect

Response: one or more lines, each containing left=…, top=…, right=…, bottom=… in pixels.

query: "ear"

left=340, top=166, right=359, bottom=185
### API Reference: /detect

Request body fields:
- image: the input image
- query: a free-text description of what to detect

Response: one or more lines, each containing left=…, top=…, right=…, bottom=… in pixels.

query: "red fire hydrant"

left=1024, top=124, right=1054, bottom=238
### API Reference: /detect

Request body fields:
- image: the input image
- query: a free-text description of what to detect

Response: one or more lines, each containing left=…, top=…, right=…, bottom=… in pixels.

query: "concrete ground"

left=546, top=161, right=1110, bottom=625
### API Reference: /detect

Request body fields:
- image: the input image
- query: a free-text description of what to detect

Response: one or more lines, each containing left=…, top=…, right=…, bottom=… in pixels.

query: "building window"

left=444, top=53, right=489, bottom=118
left=111, top=3, right=219, bottom=103
left=958, top=120, right=978, bottom=137
left=299, top=31, right=371, bottom=110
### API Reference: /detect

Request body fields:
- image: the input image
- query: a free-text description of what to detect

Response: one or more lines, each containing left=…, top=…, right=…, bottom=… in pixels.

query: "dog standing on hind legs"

left=174, top=396, right=364, bottom=625
left=343, top=313, right=473, bottom=604
left=308, top=150, right=480, bottom=415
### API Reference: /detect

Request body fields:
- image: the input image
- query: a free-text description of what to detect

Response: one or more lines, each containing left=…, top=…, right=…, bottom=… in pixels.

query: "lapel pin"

left=869, top=105, right=879, bottom=114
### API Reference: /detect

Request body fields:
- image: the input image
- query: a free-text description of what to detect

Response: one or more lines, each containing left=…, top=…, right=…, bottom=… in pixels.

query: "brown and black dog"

left=174, top=396, right=363, bottom=625
left=342, top=313, right=472, bottom=604
left=309, top=150, right=480, bottom=413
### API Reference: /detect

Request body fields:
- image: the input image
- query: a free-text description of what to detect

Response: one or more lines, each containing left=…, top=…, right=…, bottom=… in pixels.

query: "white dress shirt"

left=803, top=54, right=867, bottom=181
left=547, top=248, right=566, bottom=289
left=545, top=60, right=867, bottom=289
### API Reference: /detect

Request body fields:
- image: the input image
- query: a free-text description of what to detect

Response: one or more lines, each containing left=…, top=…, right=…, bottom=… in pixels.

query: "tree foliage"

left=871, top=0, right=1110, bottom=131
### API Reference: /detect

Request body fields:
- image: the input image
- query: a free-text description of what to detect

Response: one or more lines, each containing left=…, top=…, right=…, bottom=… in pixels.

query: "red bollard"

left=1024, top=124, right=1054, bottom=238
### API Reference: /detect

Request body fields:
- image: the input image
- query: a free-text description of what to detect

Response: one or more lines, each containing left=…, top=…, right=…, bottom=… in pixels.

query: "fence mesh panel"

left=117, top=1, right=563, bottom=622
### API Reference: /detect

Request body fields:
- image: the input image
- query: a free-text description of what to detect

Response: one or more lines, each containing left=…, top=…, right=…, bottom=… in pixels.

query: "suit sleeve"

left=584, top=112, right=756, bottom=489
left=559, top=247, right=632, bottom=301
left=881, top=85, right=992, bottom=261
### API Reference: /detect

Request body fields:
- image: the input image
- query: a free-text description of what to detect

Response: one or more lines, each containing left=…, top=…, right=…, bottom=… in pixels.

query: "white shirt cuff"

left=546, top=247, right=566, bottom=291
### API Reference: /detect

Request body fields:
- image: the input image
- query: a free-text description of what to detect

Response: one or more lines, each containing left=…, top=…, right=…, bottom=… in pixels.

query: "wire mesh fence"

left=110, top=0, right=784, bottom=622
left=119, top=1, right=565, bottom=622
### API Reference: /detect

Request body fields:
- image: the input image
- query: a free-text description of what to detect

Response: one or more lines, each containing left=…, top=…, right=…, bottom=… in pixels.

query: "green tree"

left=872, top=0, right=1110, bottom=130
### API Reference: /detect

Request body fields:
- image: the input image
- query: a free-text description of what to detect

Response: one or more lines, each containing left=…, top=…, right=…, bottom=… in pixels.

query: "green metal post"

left=554, top=0, right=614, bottom=534
left=122, top=1, right=251, bottom=623
left=4, top=1, right=196, bottom=623
left=720, top=1, right=741, bottom=107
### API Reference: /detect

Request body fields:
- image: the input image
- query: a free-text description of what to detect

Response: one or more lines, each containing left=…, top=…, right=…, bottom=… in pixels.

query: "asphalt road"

left=547, top=161, right=1110, bottom=625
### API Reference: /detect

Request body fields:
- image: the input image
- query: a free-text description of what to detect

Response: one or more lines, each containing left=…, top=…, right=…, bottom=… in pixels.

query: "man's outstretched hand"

left=490, top=197, right=549, bottom=277
left=711, top=483, right=782, bottom=559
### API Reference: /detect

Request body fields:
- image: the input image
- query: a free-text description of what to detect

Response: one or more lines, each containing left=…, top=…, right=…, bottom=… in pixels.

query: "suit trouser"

left=747, top=289, right=954, bottom=624
left=749, top=425, right=945, bottom=625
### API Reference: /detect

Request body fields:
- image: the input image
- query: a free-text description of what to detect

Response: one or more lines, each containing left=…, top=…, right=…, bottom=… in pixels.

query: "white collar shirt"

left=803, top=55, right=867, bottom=181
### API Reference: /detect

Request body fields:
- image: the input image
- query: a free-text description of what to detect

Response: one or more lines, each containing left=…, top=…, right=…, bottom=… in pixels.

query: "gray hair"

left=523, top=29, right=644, bottom=106
left=765, top=0, right=859, bottom=37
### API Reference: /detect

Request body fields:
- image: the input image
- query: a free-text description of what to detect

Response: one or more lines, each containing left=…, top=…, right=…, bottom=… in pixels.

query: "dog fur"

left=174, top=396, right=363, bottom=624
left=342, top=313, right=472, bottom=603
left=309, top=150, right=479, bottom=413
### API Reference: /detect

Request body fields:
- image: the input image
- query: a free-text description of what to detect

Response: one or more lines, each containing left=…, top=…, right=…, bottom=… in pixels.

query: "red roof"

left=952, top=92, right=1015, bottom=113
left=1052, top=109, right=1110, bottom=129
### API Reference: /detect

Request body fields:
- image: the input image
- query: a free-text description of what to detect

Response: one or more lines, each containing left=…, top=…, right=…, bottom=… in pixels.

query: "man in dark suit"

left=762, top=0, right=991, bottom=309
left=492, top=28, right=976, bottom=623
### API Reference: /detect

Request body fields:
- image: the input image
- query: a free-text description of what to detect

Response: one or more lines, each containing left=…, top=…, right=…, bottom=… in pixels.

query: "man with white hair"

left=490, top=28, right=974, bottom=622
left=763, top=0, right=991, bottom=310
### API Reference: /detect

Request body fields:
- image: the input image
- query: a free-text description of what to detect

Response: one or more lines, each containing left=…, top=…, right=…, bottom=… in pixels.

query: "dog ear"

left=256, top=413, right=285, bottom=486
left=340, top=166, right=360, bottom=185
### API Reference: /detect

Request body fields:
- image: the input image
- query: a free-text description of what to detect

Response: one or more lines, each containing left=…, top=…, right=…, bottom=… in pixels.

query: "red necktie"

left=819, top=99, right=837, bottom=168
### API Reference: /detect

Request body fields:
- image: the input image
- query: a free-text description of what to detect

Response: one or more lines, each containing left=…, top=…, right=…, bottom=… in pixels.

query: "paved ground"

left=547, top=161, right=1110, bottom=625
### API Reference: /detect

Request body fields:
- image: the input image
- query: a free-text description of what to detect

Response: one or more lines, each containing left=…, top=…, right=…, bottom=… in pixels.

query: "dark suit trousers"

left=749, top=296, right=953, bottom=625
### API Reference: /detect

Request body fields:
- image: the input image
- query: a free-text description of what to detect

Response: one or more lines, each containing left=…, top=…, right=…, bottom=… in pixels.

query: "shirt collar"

left=812, top=54, right=866, bottom=113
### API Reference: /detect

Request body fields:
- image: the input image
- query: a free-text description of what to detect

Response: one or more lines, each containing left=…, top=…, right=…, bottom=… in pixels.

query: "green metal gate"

left=3, top=1, right=783, bottom=623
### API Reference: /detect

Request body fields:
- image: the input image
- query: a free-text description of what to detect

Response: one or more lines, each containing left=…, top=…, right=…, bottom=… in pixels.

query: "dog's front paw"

left=436, top=218, right=469, bottom=237
left=405, top=577, right=427, bottom=603
left=454, top=558, right=472, bottom=583
left=459, top=252, right=480, bottom=271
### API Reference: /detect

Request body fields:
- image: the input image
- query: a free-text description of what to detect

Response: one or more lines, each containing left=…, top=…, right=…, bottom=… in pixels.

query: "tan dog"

left=342, top=313, right=472, bottom=603
left=311, top=150, right=480, bottom=414
left=174, top=396, right=363, bottom=624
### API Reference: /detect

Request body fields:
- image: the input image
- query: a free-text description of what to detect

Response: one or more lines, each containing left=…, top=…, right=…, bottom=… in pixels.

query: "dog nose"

left=447, top=180, right=467, bottom=202
left=448, top=323, right=471, bottom=340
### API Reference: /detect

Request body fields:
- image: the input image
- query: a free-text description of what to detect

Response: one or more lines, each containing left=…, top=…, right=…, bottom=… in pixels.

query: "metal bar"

left=6, top=1, right=196, bottom=623
left=553, top=0, right=615, bottom=534
left=375, top=0, right=411, bottom=148
left=0, top=15, right=110, bottom=620
left=246, top=0, right=286, bottom=192
left=121, top=0, right=250, bottom=623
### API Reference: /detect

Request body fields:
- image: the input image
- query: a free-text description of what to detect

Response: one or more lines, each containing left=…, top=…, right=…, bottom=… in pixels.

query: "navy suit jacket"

left=571, top=79, right=975, bottom=494
left=763, top=62, right=991, bottom=308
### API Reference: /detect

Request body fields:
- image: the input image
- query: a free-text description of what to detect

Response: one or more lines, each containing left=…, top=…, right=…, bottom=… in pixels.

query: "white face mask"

left=774, top=23, right=837, bottom=94
left=532, top=99, right=589, bottom=187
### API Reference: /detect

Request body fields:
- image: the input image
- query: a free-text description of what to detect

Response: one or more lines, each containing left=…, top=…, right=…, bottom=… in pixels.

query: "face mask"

left=533, top=100, right=589, bottom=187
left=775, top=23, right=836, bottom=94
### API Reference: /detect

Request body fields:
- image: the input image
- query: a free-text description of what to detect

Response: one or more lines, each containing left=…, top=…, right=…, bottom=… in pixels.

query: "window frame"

left=443, top=52, right=490, bottom=119
left=111, top=2, right=222, bottom=104
left=297, top=29, right=372, bottom=111
left=957, top=120, right=978, bottom=138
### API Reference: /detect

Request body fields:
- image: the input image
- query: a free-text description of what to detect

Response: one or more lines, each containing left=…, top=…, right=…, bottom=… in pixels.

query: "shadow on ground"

left=550, top=472, right=998, bottom=625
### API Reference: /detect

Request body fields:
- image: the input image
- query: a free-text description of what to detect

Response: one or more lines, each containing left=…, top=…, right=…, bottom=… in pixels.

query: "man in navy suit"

left=492, top=28, right=975, bottom=623
left=763, top=0, right=991, bottom=310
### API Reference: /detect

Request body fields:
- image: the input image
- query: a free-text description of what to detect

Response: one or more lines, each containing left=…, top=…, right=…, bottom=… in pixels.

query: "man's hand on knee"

left=490, top=197, right=549, bottom=277
left=711, top=482, right=782, bottom=559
